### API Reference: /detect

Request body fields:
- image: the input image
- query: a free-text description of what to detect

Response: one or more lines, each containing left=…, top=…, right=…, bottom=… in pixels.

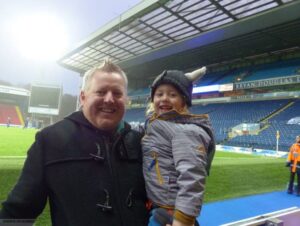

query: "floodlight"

left=9, top=12, right=69, bottom=62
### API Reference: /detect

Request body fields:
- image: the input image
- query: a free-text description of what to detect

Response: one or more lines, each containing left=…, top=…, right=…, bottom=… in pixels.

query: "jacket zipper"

left=152, top=152, right=164, bottom=185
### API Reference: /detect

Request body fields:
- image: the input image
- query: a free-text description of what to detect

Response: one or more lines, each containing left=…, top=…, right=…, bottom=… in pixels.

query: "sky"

left=0, top=0, right=142, bottom=95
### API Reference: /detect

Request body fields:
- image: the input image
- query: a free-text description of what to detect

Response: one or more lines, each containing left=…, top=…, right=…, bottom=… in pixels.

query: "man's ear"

left=79, top=90, right=85, bottom=106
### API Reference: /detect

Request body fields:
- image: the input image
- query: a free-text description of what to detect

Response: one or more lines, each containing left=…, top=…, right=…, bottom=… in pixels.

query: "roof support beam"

left=210, top=0, right=237, bottom=21
left=274, top=0, right=284, bottom=5
left=138, top=19, right=176, bottom=42
left=161, top=4, right=203, bottom=32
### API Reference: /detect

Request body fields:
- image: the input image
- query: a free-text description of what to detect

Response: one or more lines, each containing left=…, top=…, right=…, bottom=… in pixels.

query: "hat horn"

left=185, top=66, right=207, bottom=83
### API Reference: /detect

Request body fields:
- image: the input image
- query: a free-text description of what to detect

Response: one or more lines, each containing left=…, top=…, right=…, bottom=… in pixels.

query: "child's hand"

left=172, top=219, right=194, bottom=226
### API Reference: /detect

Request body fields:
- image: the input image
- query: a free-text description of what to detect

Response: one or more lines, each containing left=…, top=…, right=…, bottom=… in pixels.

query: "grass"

left=204, top=151, right=287, bottom=202
left=0, top=127, right=37, bottom=156
left=0, top=127, right=50, bottom=225
left=0, top=127, right=290, bottom=225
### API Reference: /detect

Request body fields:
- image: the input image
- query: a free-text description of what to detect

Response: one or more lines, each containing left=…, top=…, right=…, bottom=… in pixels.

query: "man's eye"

left=96, top=91, right=106, bottom=96
left=113, top=92, right=123, bottom=97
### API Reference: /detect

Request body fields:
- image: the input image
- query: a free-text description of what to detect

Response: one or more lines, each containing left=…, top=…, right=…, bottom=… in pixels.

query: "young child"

left=142, top=67, right=215, bottom=226
left=286, top=135, right=300, bottom=196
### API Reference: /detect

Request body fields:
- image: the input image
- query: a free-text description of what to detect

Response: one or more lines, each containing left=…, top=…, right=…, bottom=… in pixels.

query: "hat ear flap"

left=185, top=66, right=207, bottom=83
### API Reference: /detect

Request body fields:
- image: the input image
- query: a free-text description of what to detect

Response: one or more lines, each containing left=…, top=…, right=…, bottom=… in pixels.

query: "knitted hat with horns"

left=150, top=67, right=206, bottom=107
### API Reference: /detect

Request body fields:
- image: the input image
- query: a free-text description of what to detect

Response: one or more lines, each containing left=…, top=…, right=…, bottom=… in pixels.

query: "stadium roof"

left=58, top=0, right=300, bottom=79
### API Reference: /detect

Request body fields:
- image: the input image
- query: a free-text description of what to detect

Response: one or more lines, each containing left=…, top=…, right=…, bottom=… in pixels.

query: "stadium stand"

left=124, top=58, right=300, bottom=150
left=124, top=57, right=300, bottom=153
left=124, top=107, right=146, bottom=123
left=0, top=85, right=30, bottom=127
left=125, top=97, right=300, bottom=152
left=128, top=88, right=150, bottom=97
left=57, top=0, right=300, bottom=156
left=127, top=58, right=300, bottom=100
left=208, top=58, right=296, bottom=86
left=244, top=58, right=300, bottom=82
left=226, top=100, right=300, bottom=151
left=0, top=103, right=23, bottom=126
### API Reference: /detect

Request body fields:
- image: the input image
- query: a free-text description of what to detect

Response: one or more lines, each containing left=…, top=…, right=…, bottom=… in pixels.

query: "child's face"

left=153, top=84, right=185, bottom=116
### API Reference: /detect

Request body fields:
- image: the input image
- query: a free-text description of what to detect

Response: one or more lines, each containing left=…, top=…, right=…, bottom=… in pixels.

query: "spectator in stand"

left=286, top=135, right=300, bottom=196
left=0, top=59, right=149, bottom=226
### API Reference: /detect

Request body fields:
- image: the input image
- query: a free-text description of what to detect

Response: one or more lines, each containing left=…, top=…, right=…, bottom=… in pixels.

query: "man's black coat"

left=0, top=111, right=149, bottom=226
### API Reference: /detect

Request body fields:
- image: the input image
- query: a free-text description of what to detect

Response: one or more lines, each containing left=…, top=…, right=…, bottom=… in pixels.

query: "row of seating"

left=195, top=58, right=300, bottom=86
left=128, top=58, right=300, bottom=97
left=125, top=99, right=300, bottom=152
left=0, top=103, right=23, bottom=126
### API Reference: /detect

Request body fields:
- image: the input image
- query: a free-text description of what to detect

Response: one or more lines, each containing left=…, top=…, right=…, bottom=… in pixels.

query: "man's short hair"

left=81, top=59, right=128, bottom=91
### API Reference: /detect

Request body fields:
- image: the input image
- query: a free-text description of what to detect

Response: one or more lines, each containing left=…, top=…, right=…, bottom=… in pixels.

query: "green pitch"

left=0, top=127, right=36, bottom=156
left=205, top=151, right=287, bottom=202
left=0, top=127, right=289, bottom=225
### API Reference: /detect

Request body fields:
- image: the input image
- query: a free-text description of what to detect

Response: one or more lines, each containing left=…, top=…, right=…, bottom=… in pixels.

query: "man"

left=6, top=117, right=11, bottom=127
left=23, top=117, right=30, bottom=129
left=0, top=60, right=149, bottom=225
left=286, top=135, right=300, bottom=196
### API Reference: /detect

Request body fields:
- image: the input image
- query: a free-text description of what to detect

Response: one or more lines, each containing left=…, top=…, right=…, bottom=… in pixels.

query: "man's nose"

left=104, top=92, right=114, bottom=103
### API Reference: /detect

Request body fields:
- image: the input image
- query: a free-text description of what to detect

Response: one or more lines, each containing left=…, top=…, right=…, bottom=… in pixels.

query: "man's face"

left=80, top=70, right=127, bottom=132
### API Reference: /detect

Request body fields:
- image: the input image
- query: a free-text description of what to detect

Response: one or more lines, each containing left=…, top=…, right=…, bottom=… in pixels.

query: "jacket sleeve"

left=0, top=132, right=48, bottom=219
left=171, top=125, right=210, bottom=219
left=286, top=146, right=292, bottom=164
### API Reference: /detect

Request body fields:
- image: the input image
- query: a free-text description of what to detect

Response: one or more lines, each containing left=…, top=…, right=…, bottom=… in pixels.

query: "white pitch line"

left=214, top=157, right=259, bottom=159
left=0, top=156, right=26, bottom=158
